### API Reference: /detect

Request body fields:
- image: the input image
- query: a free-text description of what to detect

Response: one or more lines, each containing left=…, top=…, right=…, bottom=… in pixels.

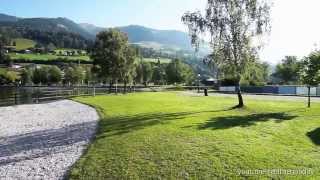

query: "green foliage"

left=182, top=0, right=271, bottom=107
left=300, top=52, right=320, bottom=86
left=84, top=67, right=97, bottom=84
left=141, top=61, right=153, bottom=85
left=32, top=66, right=49, bottom=85
left=0, top=20, right=91, bottom=49
left=91, top=29, right=136, bottom=84
left=0, top=41, right=10, bottom=64
left=165, top=59, right=195, bottom=85
left=152, top=65, right=166, bottom=85
left=122, top=46, right=137, bottom=85
left=64, top=66, right=85, bottom=85
left=70, top=92, right=320, bottom=179
left=20, top=68, right=33, bottom=85
left=240, top=61, right=270, bottom=86
left=272, top=56, right=301, bottom=85
left=48, top=66, right=62, bottom=84
left=0, top=68, right=19, bottom=84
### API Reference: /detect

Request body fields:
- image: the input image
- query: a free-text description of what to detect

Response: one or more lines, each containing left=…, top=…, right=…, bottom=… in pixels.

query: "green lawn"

left=71, top=92, right=320, bottom=179
left=9, top=53, right=91, bottom=62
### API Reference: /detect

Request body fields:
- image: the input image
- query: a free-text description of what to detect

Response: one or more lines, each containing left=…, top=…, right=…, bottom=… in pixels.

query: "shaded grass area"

left=70, top=92, right=320, bottom=179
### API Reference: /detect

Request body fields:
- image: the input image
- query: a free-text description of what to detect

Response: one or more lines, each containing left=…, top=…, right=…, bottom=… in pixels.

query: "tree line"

left=91, top=28, right=195, bottom=92
left=0, top=25, right=91, bottom=50
left=15, top=59, right=195, bottom=88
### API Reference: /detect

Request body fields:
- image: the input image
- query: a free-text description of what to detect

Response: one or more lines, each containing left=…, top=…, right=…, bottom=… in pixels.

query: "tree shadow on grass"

left=307, top=128, right=320, bottom=145
left=198, top=112, right=298, bottom=130
left=97, top=108, right=233, bottom=137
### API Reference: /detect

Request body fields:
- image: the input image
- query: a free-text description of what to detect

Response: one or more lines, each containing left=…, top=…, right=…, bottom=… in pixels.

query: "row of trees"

left=91, top=28, right=195, bottom=92
left=20, top=65, right=87, bottom=86
left=0, top=40, right=11, bottom=65
left=135, top=59, right=195, bottom=86
left=18, top=59, right=195, bottom=87
left=272, top=54, right=320, bottom=85
left=0, top=25, right=91, bottom=50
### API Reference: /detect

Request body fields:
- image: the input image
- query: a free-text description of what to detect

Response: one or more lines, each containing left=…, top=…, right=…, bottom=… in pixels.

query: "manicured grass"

left=11, top=38, right=36, bottom=50
left=70, top=92, right=320, bottom=179
left=9, top=53, right=91, bottom=62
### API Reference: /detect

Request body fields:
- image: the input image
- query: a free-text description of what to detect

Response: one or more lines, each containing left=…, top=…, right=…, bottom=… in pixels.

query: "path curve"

left=0, top=100, right=99, bottom=180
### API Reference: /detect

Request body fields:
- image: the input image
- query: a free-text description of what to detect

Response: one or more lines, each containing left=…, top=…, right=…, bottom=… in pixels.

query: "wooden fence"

left=0, top=85, right=214, bottom=107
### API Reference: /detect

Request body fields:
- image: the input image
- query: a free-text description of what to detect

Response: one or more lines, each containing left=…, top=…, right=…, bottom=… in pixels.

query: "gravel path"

left=0, top=100, right=99, bottom=180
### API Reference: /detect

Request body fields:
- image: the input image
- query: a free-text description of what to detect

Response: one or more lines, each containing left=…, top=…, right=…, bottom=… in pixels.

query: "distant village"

left=4, top=46, right=87, bottom=56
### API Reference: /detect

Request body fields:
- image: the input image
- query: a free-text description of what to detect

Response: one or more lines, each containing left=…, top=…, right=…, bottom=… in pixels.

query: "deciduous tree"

left=182, top=0, right=271, bottom=108
left=300, top=52, right=320, bottom=107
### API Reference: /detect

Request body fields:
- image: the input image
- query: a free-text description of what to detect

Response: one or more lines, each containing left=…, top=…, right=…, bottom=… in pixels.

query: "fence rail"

left=219, top=86, right=320, bottom=97
left=0, top=85, right=215, bottom=107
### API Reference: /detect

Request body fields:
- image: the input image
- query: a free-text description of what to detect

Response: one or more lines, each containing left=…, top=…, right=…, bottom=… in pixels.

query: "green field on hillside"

left=70, top=92, right=320, bottom=179
left=143, top=58, right=172, bottom=64
left=9, top=53, right=91, bottom=62
left=9, top=53, right=170, bottom=64
left=11, top=38, right=36, bottom=50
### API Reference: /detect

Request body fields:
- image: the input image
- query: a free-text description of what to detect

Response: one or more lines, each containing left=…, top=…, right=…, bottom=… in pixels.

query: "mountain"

left=0, top=14, right=93, bottom=49
left=80, top=24, right=193, bottom=50
left=0, top=14, right=94, bottom=40
left=0, top=13, right=19, bottom=22
left=0, top=13, right=205, bottom=52
left=79, top=23, right=105, bottom=36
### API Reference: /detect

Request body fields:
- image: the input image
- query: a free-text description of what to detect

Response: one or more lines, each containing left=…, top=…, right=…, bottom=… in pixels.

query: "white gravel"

left=0, top=100, right=99, bottom=180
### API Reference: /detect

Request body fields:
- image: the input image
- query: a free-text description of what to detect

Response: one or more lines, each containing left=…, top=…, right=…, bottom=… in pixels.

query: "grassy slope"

left=70, top=92, right=320, bottom=179
left=9, top=53, right=91, bottom=62
left=143, top=58, right=171, bottom=64
left=12, top=38, right=36, bottom=50
left=9, top=53, right=169, bottom=63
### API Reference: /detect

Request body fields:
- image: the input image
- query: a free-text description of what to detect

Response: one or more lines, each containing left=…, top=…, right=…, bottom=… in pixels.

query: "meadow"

left=9, top=53, right=91, bottom=62
left=9, top=53, right=170, bottom=64
left=11, top=38, right=36, bottom=50
left=70, top=92, right=320, bottom=179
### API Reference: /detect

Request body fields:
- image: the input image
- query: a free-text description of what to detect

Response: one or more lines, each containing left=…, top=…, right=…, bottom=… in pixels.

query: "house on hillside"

left=24, top=49, right=32, bottom=54
left=9, top=64, right=22, bottom=70
left=202, top=78, right=218, bottom=86
left=4, top=46, right=15, bottom=53
left=32, top=48, right=45, bottom=54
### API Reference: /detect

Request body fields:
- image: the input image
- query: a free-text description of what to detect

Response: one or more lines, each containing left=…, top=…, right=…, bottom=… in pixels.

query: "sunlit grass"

left=70, top=92, right=320, bottom=179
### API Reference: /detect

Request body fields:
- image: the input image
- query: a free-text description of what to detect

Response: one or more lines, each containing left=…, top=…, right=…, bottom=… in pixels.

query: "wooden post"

left=93, top=86, right=96, bottom=96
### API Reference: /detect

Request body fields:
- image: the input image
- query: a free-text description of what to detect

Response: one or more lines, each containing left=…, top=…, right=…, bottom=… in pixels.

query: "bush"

left=0, top=69, right=19, bottom=85
left=48, top=66, right=62, bottom=84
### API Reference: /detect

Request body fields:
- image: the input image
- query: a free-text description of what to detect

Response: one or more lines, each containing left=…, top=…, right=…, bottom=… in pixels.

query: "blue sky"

left=0, top=0, right=206, bottom=31
left=1, top=0, right=320, bottom=64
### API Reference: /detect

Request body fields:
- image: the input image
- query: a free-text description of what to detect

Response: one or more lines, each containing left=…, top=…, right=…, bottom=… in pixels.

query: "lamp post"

left=198, top=74, right=201, bottom=93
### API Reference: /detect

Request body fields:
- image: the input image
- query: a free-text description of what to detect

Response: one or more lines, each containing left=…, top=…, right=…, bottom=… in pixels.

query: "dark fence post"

left=204, top=88, right=208, bottom=96
left=308, top=86, right=311, bottom=108
left=14, top=93, right=18, bottom=105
